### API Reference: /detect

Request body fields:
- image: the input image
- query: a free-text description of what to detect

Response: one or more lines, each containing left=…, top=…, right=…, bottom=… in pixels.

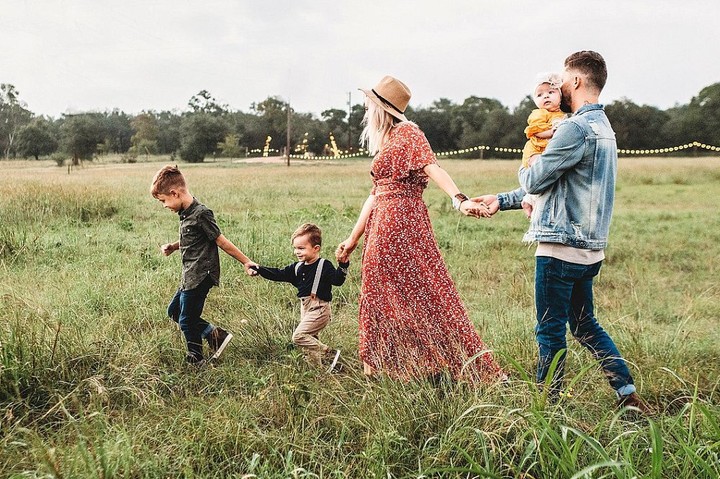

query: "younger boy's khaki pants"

left=293, top=297, right=331, bottom=365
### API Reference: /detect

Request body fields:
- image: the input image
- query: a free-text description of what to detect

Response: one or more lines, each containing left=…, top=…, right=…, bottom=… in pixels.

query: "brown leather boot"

left=617, top=392, right=652, bottom=415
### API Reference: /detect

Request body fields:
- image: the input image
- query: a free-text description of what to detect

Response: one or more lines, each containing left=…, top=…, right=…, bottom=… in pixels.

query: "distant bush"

left=179, top=113, right=227, bottom=163
left=50, top=152, right=67, bottom=167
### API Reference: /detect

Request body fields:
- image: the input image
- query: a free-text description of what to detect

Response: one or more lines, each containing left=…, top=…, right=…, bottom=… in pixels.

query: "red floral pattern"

left=359, top=122, right=504, bottom=383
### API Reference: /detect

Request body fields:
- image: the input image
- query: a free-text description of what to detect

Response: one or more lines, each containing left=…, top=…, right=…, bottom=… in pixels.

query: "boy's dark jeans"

left=535, top=256, right=635, bottom=396
left=168, top=275, right=214, bottom=362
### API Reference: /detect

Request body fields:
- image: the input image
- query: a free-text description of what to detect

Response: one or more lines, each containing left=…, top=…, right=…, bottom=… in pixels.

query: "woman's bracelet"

left=452, top=193, right=470, bottom=210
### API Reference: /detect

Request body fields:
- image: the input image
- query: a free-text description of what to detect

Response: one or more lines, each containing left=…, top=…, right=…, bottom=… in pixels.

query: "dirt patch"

left=232, top=156, right=340, bottom=165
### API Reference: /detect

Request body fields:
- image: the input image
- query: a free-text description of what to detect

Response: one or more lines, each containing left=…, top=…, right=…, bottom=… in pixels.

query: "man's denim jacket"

left=497, top=104, right=616, bottom=250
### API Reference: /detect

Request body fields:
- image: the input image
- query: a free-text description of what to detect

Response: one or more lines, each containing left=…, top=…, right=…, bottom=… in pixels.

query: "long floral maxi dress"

left=358, top=122, right=504, bottom=383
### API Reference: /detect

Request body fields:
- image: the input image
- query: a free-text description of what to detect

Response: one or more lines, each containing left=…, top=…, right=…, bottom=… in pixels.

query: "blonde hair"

left=150, top=165, right=187, bottom=197
left=360, top=100, right=400, bottom=155
left=292, top=223, right=322, bottom=247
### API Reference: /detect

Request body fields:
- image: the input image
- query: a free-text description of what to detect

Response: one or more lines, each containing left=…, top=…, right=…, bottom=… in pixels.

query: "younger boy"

left=252, top=223, right=348, bottom=372
left=151, top=165, right=257, bottom=366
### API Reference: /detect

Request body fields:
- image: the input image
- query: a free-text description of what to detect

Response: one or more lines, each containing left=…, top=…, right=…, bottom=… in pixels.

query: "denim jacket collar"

left=573, top=103, right=603, bottom=116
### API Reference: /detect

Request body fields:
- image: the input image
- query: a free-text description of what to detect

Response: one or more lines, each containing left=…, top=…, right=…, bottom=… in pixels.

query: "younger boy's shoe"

left=207, top=327, right=233, bottom=360
left=617, top=392, right=651, bottom=415
left=325, top=349, right=342, bottom=373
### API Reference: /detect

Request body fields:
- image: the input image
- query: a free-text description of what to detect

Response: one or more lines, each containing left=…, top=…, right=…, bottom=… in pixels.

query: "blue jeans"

left=168, top=275, right=215, bottom=362
left=535, top=256, right=635, bottom=396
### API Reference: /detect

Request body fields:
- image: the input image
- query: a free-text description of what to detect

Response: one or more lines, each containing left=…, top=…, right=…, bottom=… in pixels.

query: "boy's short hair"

left=292, top=223, right=322, bottom=247
left=565, top=50, right=607, bottom=93
left=151, top=165, right=186, bottom=197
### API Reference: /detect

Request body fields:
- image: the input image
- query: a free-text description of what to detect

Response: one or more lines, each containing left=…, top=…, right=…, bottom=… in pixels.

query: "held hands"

left=335, top=238, right=357, bottom=264
left=460, top=200, right=492, bottom=218
left=244, top=261, right=259, bottom=276
left=470, top=195, right=500, bottom=216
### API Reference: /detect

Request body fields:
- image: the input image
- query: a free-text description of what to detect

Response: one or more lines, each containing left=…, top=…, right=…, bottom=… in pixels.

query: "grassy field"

left=1, top=155, right=719, bottom=478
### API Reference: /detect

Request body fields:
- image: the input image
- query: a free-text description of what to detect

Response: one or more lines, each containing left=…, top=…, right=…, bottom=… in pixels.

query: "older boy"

left=151, top=165, right=256, bottom=366
left=252, top=223, right=348, bottom=372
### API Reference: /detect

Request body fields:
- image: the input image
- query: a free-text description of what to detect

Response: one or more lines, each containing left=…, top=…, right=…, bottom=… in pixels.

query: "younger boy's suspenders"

left=295, top=258, right=326, bottom=300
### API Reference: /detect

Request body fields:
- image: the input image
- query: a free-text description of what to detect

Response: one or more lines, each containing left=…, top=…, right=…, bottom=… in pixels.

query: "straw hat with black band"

left=360, top=76, right=410, bottom=122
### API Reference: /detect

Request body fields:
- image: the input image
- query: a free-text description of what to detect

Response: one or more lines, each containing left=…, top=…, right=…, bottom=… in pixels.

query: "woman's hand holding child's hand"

left=335, top=239, right=356, bottom=263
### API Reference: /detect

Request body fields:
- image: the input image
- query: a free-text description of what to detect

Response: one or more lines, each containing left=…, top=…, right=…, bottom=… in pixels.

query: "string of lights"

left=436, top=146, right=496, bottom=157
left=616, top=141, right=719, bottom=155
left=435, top=141, right=719, bottom=157
left=251, top=140, right=719, bottom=159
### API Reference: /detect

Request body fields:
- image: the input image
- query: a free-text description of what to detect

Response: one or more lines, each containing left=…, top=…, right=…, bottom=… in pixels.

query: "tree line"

left=1, top=82, right=719, bottom=164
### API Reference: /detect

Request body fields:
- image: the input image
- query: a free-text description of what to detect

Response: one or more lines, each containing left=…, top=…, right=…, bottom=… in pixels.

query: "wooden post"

left=347, top=91, right=352, bottom=152
left=286, top=102, right=291, bottom=167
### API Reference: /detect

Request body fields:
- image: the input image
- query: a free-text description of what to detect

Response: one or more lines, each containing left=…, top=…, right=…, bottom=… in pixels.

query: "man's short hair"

left=565, top=50, right=607, bottom=92
left=292, top=223, right=322, bottom=247
left=151, top=165, right=186, bottom=197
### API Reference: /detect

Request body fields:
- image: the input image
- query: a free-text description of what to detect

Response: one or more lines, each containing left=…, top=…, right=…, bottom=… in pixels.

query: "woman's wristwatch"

left=452, top=193, right=470, bottom=211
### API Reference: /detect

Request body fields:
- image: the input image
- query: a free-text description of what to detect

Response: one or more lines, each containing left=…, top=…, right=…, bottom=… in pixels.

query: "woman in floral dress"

left=336, top=76, right=505, bottom=383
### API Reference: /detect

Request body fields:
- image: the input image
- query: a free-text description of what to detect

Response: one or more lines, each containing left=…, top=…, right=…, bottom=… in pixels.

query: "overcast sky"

left=3, top=0, right=718, bottom=117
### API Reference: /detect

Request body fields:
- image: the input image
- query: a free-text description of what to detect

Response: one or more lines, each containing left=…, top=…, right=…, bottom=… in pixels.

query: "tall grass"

left=1, top=157, right=719, bottom=478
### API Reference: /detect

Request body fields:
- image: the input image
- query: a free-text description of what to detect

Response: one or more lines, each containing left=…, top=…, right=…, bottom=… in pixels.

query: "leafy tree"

left=348, top=103, right=365, bottom=150
left=102, top=110, right=133, bottom=154
left=179, top=113, right=228, bottom=162
left=659, top=104, right=690, bottom=147
left=228, top=110, right=265, bottom=152
left=456, top=96, right=506, bottom=151
left=156, top=111, right=182, bottom=154
left=60, top=113, right=104, bottom=164
left=252, top=97, right=290, bottom=150
left=188, top=90, right=228, bottom=116
left=606, top=98, right=669, bottom=149
left=321, top=108, right=348, bottom=147
left=0, top=84, right=33, bottom=159
left=411, top=98, right=461, bottom=152
left=477, top=108, right=513, bottom=149
left=131, top=112, right=159, bottom=155
left=675, top=82, right=720, bottom=145
left=15, top=118, right=59, bottom=160
left=217, top=133, right=242, bottom=158
left=291, top=112, right=326, bottom=154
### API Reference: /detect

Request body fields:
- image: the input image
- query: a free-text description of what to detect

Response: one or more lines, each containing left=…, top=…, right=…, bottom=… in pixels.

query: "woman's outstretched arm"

left=336, top=194, right=376, bottom=262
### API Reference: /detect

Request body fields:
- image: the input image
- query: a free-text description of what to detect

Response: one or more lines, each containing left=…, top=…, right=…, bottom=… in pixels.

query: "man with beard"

left=476, top=51, right=649, bottom=412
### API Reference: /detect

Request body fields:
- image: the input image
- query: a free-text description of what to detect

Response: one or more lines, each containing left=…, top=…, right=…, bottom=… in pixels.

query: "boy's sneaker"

left=617, top=392, right=651, bottom=415
left=190, top=358, right=207, bottom=368
left=325, top=349, right=342, bottom=373
left=185, top=353, right=207, bottom=368
left=207, top=327, right=233, bottom=360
